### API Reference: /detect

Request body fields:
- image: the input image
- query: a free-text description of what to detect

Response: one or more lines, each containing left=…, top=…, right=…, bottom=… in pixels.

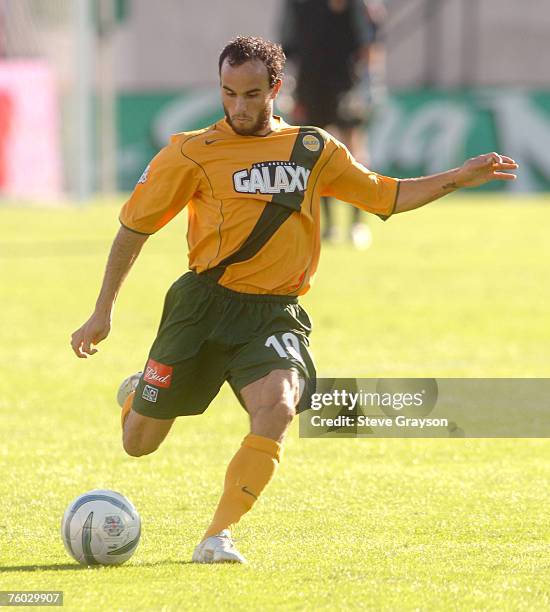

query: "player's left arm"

left=394, top=152, right=519, bottom=214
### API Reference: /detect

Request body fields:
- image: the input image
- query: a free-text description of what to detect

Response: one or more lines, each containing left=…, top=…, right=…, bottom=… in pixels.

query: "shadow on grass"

left=0, top=560, right=190, bottom=573
left=0, top=563, right=94, bottom=573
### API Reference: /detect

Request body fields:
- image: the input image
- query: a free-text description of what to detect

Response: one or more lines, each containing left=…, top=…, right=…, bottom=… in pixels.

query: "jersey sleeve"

left=119, top=140, right=200, bottom=235
left=320, top=138, right=399, bottom=220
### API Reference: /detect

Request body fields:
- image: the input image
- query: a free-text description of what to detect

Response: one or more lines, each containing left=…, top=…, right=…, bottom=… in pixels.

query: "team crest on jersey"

left=137, top=163, right=150, bottom=185
left=302, top=134, right=320, bottom=152
left=233, top=161, right=311, bottom=195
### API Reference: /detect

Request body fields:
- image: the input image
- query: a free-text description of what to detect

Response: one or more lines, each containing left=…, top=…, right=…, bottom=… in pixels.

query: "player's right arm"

left=71, top=226, right=149, bottom=358
left=71, top=135, right=201, bottom=359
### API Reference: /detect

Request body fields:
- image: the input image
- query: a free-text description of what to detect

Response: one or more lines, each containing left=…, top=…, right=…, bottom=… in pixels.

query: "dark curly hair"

left=219, top=36, right=285, bottom=88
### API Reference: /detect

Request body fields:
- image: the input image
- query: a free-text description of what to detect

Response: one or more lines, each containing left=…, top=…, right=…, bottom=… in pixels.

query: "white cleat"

left=191, top=530, right=247, bottom=564
left=116, top=371, right=142, bottom=408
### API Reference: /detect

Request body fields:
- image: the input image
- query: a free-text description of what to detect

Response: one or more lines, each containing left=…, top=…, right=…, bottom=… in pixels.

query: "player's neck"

left=254, top=115, right=278, bottom=137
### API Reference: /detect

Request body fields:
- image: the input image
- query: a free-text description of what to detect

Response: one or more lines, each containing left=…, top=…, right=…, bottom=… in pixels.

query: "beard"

left=224, top=103, right=272, bottom=136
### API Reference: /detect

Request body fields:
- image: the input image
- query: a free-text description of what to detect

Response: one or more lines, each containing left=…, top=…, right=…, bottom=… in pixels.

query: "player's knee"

left=251, top=400, right=295, bottom=430
left=122, top=432, right=158, bottom=457
left=268, top=400, right=297, bottom=427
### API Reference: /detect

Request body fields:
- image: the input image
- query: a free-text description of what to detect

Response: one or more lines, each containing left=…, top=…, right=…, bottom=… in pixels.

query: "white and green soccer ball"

left=61, top=489, right=141, bottom=565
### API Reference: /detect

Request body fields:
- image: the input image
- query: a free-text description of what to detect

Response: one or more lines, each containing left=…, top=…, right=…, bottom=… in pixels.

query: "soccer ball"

left=61, top=489, right=141, bottom=565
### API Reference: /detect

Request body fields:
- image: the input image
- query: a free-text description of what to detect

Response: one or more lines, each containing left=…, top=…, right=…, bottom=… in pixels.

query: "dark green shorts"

left=132, top=271, right=316, bottom=419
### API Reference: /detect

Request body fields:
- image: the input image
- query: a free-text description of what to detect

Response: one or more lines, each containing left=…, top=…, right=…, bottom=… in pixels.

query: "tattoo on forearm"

left=442, top=181, right=458, bottom=191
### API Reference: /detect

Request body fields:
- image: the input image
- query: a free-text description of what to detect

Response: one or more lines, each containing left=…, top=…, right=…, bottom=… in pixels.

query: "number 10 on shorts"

left=265, top=333, right=304, bottom=364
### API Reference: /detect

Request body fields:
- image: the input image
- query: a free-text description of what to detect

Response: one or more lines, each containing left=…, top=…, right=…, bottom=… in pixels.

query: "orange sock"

left=121, top=391, right=134, bottom=429
left=202, top=433, right=282, bottom=541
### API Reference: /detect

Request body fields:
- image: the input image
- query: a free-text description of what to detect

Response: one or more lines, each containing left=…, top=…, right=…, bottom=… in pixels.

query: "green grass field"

left=1, top=195, right=550, bottom=611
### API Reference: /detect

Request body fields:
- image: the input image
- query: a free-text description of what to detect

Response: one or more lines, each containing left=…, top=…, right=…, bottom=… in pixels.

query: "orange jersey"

left=119, top=116, right=399, bottom=296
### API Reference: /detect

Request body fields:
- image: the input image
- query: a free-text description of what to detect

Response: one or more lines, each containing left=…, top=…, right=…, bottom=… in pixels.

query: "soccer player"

left=70, top=36, right=518, bottom=564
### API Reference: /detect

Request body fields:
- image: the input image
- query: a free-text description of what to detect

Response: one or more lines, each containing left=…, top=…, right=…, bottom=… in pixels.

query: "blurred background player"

left=280, top=0, right=387, bottom=248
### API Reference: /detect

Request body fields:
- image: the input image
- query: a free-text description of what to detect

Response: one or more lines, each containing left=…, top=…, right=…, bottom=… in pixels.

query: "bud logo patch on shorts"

left=144, top=359, right=173, bottom=388
left=142, top=385, right=159, bottom=403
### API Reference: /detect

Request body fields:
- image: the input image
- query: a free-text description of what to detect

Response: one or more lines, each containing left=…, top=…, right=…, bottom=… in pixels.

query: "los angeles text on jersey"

left=233, top=161, right=311, bottom=195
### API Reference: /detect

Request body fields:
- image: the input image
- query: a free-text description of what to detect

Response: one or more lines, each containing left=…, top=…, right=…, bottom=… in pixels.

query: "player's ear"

left=270, top=79, right=283, bottom=99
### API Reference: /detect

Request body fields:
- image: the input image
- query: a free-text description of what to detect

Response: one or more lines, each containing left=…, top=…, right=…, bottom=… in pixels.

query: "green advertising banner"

left=117, top=88, right=550, bottom=193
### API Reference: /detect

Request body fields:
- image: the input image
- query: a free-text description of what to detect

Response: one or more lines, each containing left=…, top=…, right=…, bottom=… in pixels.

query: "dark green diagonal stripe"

left=204, top=205, right=293, bottom=281
left=204, top=127, right=325, bottom=282
left=271, top=126, right=325, bottom=212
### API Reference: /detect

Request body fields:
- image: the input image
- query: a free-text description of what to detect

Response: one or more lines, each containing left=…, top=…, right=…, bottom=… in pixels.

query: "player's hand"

left=71, top=311, right=111, bottom=358
left=456, top=152, right=519, bottom=188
